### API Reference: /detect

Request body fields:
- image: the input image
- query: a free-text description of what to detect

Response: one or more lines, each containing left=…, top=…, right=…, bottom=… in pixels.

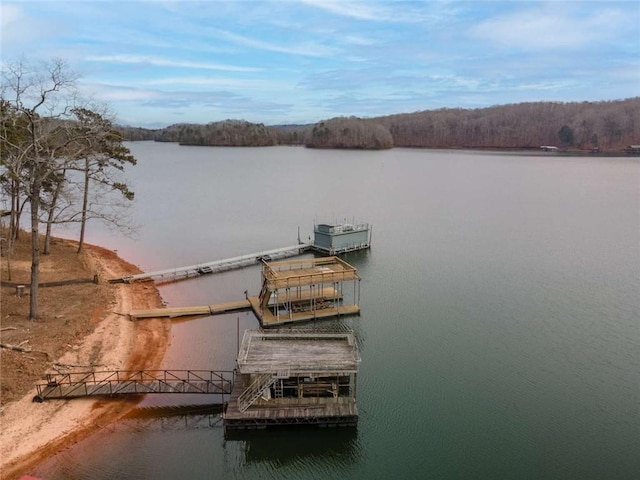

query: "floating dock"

left=111, top=244, right=311, bottom=284
left=128, top=256, right=361, bottom=326
left=109, top=221, right=372, bottom=284
left=129, top=300, right=251, bottom=320
left=223, top=329, right=360, bottom=430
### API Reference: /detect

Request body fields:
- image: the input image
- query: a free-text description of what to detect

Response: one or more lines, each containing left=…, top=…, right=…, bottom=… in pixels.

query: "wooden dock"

left=34, top=370, right=235, bottom=402
left=130, top=257, right=362, bottom=325
left=130, top=300, right=251, bottom=320
left=223, top=330, right=360, bottom=430
left=252, top=257, right=361, bottom=327
left=224, top=374, right=358, bottom=429
left=248, top=297, right=359, bottom=327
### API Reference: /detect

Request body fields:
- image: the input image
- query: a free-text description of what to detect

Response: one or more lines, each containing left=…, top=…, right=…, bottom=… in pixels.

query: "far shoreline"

left=128, top=139, right=637, bottom=157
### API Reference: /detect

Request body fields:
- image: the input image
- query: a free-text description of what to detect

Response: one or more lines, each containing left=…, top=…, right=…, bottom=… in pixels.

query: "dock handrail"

left=111, top=244, right=312, bottom=283
left=35, top=369, right=236, bottom=401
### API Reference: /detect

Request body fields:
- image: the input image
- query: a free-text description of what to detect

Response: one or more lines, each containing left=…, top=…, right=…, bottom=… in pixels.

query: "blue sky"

left=2, top=1, right=639, bottom=127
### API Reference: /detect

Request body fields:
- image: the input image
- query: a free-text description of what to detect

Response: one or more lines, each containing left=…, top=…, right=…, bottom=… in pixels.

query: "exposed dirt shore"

left=0, top=234, right=170, bottom=480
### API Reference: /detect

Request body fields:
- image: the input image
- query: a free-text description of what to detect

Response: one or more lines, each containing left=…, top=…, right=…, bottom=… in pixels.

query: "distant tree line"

left=376, top=99, right=639, bottom=150
left=306, top=117, right=393, bottom=149
left=118, top=97, right=639, bottom=152
left=153, top=120, right=278, bottom=146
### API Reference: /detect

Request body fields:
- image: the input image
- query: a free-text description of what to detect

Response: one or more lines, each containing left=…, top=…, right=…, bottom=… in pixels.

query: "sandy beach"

left=0, top=245, right=171, bottom=480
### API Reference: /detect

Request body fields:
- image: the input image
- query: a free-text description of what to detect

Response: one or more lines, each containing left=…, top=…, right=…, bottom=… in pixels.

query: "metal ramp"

left=34, top=370, right=235, bottom=402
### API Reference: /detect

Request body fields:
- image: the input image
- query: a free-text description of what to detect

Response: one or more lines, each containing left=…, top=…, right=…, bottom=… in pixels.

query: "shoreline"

left=0, top=243, right=171, bottom=480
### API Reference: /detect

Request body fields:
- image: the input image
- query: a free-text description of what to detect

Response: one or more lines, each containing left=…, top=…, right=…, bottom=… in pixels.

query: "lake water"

left=36, top=143, right=639, bottom=479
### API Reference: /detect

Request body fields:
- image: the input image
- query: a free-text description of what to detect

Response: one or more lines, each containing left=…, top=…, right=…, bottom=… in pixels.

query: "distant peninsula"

left=119, top=98, right=639, bottom=152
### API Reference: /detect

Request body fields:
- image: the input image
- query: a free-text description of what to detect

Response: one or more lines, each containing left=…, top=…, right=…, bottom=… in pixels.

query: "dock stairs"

left=237, top=369, right=291, bottom=412
left=237, top=373, right=277, bottom=412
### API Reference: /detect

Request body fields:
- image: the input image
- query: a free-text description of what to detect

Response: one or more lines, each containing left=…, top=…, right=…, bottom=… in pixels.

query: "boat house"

left=626, top=145, right=640, bottom=155
left=224, top=329, right=360, bottom=430
left=248, top=256, right=361, bottom=327
left=312, top=222, right=371, bottom=255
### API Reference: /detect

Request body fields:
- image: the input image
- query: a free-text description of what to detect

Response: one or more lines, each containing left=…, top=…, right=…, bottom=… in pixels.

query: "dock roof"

left=263, top=256, right=359, bottom=289
left=236, top=330, right=361, bottom=375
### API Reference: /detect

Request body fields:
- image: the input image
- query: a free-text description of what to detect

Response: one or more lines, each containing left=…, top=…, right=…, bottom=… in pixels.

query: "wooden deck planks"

left=237, top=333, right=360, bottom=374
left=248, top=297, right=360, bottom=327
left=224, top=375, right=358, bottom=427
left=130, top=300, right=251, bottom=320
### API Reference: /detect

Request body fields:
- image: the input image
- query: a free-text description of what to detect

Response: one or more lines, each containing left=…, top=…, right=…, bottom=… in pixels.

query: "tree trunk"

left=10, top=177, right=20, bottom=242
left=43, top=169, right=66, bottom=255
left=77, top=158, right=89, bottom=253
left=29, top=178, right=41, bottom=320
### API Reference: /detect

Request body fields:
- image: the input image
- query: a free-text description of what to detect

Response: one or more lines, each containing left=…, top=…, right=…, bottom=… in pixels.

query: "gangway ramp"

left=34, top=370, right=235, bottom=402
left=110, top=243, right=311, bottom=284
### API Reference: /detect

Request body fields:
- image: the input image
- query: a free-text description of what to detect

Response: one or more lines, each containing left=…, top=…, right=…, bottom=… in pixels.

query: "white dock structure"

left=110, top=243, right=312, bottom=284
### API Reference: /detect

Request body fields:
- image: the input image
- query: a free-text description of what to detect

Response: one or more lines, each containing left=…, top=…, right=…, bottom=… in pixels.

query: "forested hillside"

left=307, top=117, right=393, bottom=149
left=118, top=98, right=639, bottom=152
left=378, top=99, right=639, bottom=150
left=154, top=120, right=277, bottom=146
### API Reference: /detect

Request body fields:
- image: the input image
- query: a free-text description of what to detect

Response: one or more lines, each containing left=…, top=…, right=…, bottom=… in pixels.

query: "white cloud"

left=0, top=3, right=20, bottom=29
left=343, top=34, right=377, bottom=46
left=472, top=6, right=628, bottom=50
left=142, top=76, right=288, bottom=90
left=514, top=80, right=578, bottom=91
left=208, top=28, right=337, bottom=57
left=0, top=3, right=49, bottom=52
left=84, top=55, right=261, bottom=72
left=299, top=0, right=384, bottom=21
left=80, top=82, right=160, bottom=102
left=299, top=0, right=460, bottom=24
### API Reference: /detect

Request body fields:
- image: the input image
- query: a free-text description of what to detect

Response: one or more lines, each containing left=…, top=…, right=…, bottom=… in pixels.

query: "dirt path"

left=0, top=243, right=170, bottom=480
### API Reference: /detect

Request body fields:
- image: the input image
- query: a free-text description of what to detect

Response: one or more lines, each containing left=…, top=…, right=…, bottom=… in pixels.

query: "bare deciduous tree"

left=1, top=59, right=137, bottom=320
left=1, top=57, right=79, bottom=319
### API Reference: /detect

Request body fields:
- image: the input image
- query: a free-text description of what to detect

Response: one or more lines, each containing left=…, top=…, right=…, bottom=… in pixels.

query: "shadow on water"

left=338, top=248, right=372, bottom=266
left=226, top=426, right=361, bottom=466
left=125, top=403, right=225, bottom=419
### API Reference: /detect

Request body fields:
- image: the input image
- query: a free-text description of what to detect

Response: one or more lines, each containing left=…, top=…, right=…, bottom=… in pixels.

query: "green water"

left=36, top=145, right=639, bottom=479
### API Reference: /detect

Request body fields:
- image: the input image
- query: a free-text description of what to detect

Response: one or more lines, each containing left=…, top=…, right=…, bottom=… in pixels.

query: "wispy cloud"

left=300, top=0, right=461, bottom=24
left=0, top=3, right=53, bottom=51
left=3, top=0, right=636, bottom=126
left=0, top=3, right=20, bottom=29
left=207, top=27, right=337, bottom=58
left=142, top=76, right=290, bottom=91
left=85, top=55, right=261, bottom=72
left=472, top=5, right=629, bottom=50
left=299, top=0, right=386, bottom=21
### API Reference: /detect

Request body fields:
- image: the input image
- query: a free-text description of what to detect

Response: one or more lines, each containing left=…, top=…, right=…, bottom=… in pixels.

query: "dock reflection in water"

left=229, top=427, right=361, bottom=467
left=33, top=412, right=361, bottom=480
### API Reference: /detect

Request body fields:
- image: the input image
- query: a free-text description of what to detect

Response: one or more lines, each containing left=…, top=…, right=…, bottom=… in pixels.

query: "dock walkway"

left=34, top=370, right=235, bottom=402
left=110, top=243, right=311, bottom=284
left=130, top=300, right=251, bottom=320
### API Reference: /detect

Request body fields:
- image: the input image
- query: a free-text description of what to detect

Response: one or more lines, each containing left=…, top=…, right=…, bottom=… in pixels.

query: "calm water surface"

left=37, top=144, right=639, bottom=479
